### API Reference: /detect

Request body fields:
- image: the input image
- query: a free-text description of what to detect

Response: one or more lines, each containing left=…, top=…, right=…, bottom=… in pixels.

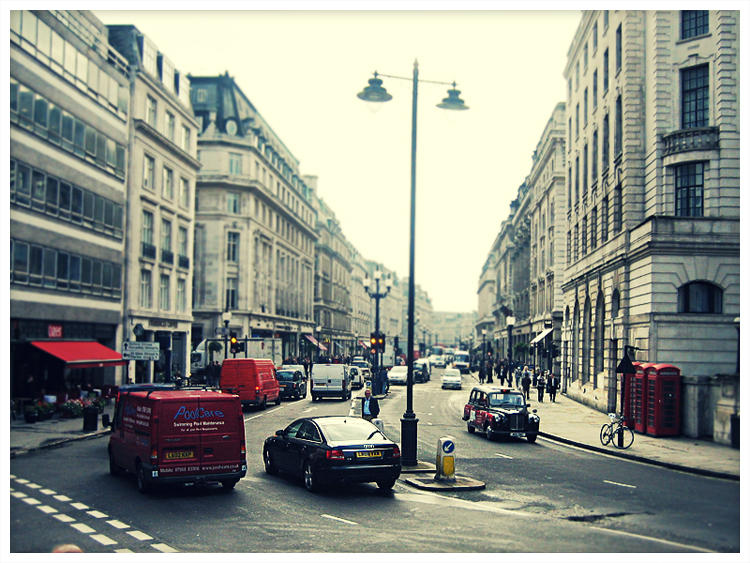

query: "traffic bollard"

left=434, top=436, right=456, bottom=482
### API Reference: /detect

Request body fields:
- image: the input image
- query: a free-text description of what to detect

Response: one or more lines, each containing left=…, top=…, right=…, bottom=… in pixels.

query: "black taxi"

left=462, top=385, right=540, bottom=443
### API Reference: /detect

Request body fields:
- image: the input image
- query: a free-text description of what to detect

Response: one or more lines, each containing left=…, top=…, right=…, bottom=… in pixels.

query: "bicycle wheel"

left=599, top=423, right=613, bottom=446
left=612, top=425, right=634, bottom=449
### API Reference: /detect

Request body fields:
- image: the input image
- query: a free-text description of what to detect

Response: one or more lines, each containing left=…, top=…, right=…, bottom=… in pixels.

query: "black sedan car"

left=276, top=368, right=307, bottom=400
left=262, top=416, right=401, bottom=492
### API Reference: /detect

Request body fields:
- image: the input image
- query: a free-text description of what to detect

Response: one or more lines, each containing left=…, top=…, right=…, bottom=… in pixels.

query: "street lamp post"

left=363, top=270, right=392, bottom=371
left=507, top=316, right=516, bottom=369
left=221, top=310, right=232, bottom=360
left=358, top=62, right=468, bottom=467
left=315, top=325, right=322, bottom=363
left=482, top=328, right=487, bottom=363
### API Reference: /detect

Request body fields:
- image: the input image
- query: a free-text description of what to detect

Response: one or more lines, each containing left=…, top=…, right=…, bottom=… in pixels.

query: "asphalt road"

left=9, top=369, right=740, bottom=554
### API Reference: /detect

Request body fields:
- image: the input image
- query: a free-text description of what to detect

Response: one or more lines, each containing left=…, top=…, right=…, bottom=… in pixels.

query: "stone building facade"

left=107, top=25, right=200, bottom=383
left=189, top=73, right=318, bottom=360
left=10, top=10, right=130, bottom=397
left=475, top=254, right=496, bottom=358
left=561, top=10, right=740, bottom=414
left=349, top=246, right=373, bottom=355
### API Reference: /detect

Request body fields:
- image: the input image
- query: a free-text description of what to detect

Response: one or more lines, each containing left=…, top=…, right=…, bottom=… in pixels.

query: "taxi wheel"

left=485, top=425, right=495, bottom=441
left=377, top=478, right=396, bottom=491
left=527, top=434, right=537, bottom=443
left=467, top=423, right=475, bottom=434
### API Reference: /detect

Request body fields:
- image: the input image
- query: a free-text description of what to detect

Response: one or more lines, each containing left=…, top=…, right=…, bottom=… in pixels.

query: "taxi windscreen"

left=276, top=371, right=296, bottom=381
left=488, top=393, right=525, bottom=407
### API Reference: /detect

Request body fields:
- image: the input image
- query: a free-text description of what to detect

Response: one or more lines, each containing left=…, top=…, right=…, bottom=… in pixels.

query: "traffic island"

left=401, top=435, right=486, bottom=490
left=400, top=460, right=436, bottom=473
left=403, top=474, right=486, bottom=491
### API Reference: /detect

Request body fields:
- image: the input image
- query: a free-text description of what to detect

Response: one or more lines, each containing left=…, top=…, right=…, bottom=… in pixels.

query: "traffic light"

left=370, top=332, right=378, bottom=349
left=376, top=332, right=386, bottom=353
left=230, top=332, right=239, bottom=355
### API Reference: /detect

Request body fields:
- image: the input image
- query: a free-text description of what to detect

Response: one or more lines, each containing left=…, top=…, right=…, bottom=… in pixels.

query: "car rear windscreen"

left=318, top=419, right=384, bottom=441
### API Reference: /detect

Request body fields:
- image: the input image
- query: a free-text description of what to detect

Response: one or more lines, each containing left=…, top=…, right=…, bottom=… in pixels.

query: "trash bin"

left=83, top=406, right=99, bottom=432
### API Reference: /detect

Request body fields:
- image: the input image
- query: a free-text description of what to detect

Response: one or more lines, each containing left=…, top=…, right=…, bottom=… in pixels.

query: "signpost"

left=122, top=341, right=160, bottom=361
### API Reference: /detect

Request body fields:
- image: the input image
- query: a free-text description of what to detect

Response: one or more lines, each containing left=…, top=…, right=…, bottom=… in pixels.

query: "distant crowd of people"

left=476, top=357, right=559, bottom=402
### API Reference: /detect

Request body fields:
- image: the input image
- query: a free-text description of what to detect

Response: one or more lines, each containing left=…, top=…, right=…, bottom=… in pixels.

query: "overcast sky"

left=95, top=5, right=582, bottom=313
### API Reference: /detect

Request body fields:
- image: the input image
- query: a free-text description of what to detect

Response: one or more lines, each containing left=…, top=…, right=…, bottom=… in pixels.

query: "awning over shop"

left=529, top=327, right=554, bottom=346
left=304, top=334, right=327, bottom=352
left=31, top=340, right=127, bottom=369
left=359, top=340, right=370, bottom=350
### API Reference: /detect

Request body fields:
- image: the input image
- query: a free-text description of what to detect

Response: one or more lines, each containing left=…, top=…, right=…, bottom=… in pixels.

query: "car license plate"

left=356, top=451, right=383, bottom=459
left=165, top=450, right=194, bottom=460
left=510, top=432, right=523, bottom=438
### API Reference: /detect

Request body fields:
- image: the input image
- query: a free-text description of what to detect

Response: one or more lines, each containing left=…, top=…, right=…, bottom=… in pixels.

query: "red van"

left=107, top=385, right=247, bottom=493
left=220, top=358, right=280, bottom=409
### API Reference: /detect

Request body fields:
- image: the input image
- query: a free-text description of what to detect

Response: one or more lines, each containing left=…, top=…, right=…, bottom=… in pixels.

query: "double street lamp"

left=357, top=62, right=468, bottom=467
left=315, top=325, right=322, bottom=362
left=363, top=269, right=392, bottom=370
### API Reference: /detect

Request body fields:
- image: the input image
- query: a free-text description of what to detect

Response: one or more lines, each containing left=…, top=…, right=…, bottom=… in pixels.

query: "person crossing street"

left=360, top=388, right=380, bottom=422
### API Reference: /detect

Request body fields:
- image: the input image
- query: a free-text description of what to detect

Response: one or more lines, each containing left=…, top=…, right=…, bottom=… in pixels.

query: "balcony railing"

left=178, top=255, right=190, bottom=269
left=662, top=127, right=720, bottom=157
left=161, top=249, right=174, bottom=265
left=141, top=243, right=156, bottom=259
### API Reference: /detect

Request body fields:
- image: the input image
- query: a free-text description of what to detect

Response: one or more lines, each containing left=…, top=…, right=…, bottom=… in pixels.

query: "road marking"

left=26, top=482, right=42, bottom=489
left=14, top=478, right=29, bottom=484
left=589, top=524, right=715, bottom=552
left=40, top=489, right=56, bottom=495
left=603, top=479, right=637, bottom=489
left=87, top=510, right=108, bottom=518
left=22, top=497, right=41, bottom=505
left=53, top=514, right=76, bottom=523
left=9, top=474, right=16, bottom=479
left=70, top=502, right=90, bottom=510
left=495, top=453, right=514, bottom=459
left=11, top=491, right=27, bottom=498
left=127, top=530, right=153, bottom=541
left=36, top=505, right=58, bottom=514
left=90, top=534, right=117, bottom=546
left=114, top=549, right=134, bottom=553
left=107, top=520, right=130, bottom=530
left=321, top=514, right=359, bottom=526
left=302, top=407, right=317, bottom=413
left=152, top=543, right=179, bottom=552
left=54, top=495, right=71, bottom=502
left=70, top=522, right=96, bottom=534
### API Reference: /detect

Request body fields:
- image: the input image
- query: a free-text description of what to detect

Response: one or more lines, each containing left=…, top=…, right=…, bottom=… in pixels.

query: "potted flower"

left=24, top=404, right=39, bottom=423
left=37, top=401, right=56, bottom=420
left=60, top=398, right=85, bottom=418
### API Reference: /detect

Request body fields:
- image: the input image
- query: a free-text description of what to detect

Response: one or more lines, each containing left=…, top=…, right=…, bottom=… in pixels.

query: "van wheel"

left=303, top=462, right=319, bottom=492
left=136, top=463, right=151, bottom=494
left=275, top=395, right=281, bottom=406
left=221, top=479, right=238, bottom=491
left=109, top=450, right=122, bottom=477
left=260, top=396, right=267, bottom=410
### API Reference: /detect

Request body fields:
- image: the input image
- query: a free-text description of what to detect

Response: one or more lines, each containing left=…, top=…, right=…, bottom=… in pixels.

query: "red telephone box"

left=631, top=362, right=655, bottom=433
left=622, top=362, right=639, bottom=429
left=645, top=364, right=681, bottom=436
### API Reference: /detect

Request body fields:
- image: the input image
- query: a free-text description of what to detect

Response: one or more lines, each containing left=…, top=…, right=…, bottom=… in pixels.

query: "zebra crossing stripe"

left=90, top=534, right=117, bottom=546
left=53, top=514, right=76, bottom=523
left=54, top=495, right=71, bottom=502
left=127, top=530, right=153, bottom=541
left=36, top=505, right=58, bottom=514
left=152, top=543, right=178, bottom=552
left=22, top=497, right=41, bottom=505
left=70, top=502, right=89, bottom=510
left=107, top=520, right=129, bottom=530
left=70, top=522, right=96, bottom=534
left=87, top=510, right=108, bottom=519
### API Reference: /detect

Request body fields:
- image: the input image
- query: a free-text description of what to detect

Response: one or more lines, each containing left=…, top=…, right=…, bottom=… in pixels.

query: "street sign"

left=122, top=341, right=160, bottom=361
left=442, top=440, right=455, bottom=454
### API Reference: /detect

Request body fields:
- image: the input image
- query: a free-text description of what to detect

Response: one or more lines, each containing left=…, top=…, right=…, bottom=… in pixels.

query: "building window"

left=681, top=11, right=708, bottom=40
left=165, top=112, right=175, bottom=141
left=146, top=95, right=156, bottom=127
left=592, top=129, right=598, bottom=181
left=681, top=64, right=709, bottom=129
left=614, top=184, right=623, bottom=232
left=575, top=103, right=579, bottom=138
left=227, top=192, right=240, bottom=214
left=583, top=144, right=588, bottom=195
left=162, top=166, right=174, bottom=200
left=179, top=177, right=189, bottom=208
left=142, top=210, right=153, bottom=245
left=178, top=226, right=188, bottom=258
left=177, top=278, right=187, bottom=313
left=227, top=231, right=239, bottom=262
left=614, top=95, right=622, bottom=157
left=161, top=219, right=172, bottom=252
left=602, top=196, right=609, bottom=242
left=181, top=125, right=191, bottom=152
left=140, top=269, right=152, bottom=308
left=678, top=281, right=722, bottom=313
left=575, top=61, right=579, bottom=90
left=593, top=21, right=598, bottom=51
left=568, top=117, right=572, bottom=147
left=566, top=230, right=571, bottom=264
left=159, top=274, right=170, bottom=310
left=615, top=24, right=622, bottom=73
left=582, top=215, right=588, bottom=256
left=584, top=88, right=588, bottom=126
left=602, top=113, right=610, bottom=171
left=603, top=11, right=609, bottom=30
left=229, top=152, right=242, bottom=175
left=226, top=277, right=238, bottom=310
left=143, top=154, right=155, bottom=190
left=574, top=224, right=579, bottom=261
left=591, top=206, right=598, bottom=250
left=575, top=156, right=580, bottom=202
left=592, top=70, right=598, bottom=108
left=603, top=49, right=609, bottom=92
left=568, top=78, right=572, bottom=100
left=568, top=167, right=572, bottom=209
left=675, top=162, right=705, bottom=217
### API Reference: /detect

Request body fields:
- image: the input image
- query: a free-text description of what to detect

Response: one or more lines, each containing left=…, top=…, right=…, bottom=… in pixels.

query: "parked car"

left=441, top=368, right=462, bottom=390
left=220, top=358, right=280, bottom=409
left=108, top=385, right=247, bottom=493
left=347, top=366, right=364, bottom=390
left=281, top=364, right=308, bottom=379
left=276, top=368, right=307, bottom=400
left=262, top=416, right=401, bottom=492
left=310, top=363, right=351, bottom=401
left=387, top=365, right=408, bottom=385
left=462, top=385, right=540, bottom=442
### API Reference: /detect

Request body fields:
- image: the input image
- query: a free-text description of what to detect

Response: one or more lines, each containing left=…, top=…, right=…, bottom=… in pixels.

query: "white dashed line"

left=127, top=530, right=153, bottom=541
left=54, top=495, right=71, bottom=502
left=152, top=543, right=179, bottom=552
left=87, top=510, right=108, bottom=519
left=22, top=497, right=41, bottom=505
left=11, top=491, right=27, bottom=499
left=26, top=482, right=42, bottom=489
left=494, top=453, right=514, bottom=459
left=603, top=479, right=637, bottom=489
left=9, top=474, right=16, bottom=479
left=14, top=478, right=29, bottom=484
left=70, top=522, right=96, bottom=534
left=40, top=489, right=56, bottom=495
left=107, top=520, right=130, bottom=530
left=321, top=514, right=359, bottom=526
left=36, top=505, right=58, bottom=514
left=90, top=534, right=118, bottom=546
left=115, top=549, right=134, bottom=553
left=53, top=514, right=76, bottom=523
left=70, top=502, right=89, bottom=510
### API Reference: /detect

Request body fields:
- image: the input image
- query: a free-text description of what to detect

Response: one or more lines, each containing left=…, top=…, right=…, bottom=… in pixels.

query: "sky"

left=93, top=4, right=583, bottom=313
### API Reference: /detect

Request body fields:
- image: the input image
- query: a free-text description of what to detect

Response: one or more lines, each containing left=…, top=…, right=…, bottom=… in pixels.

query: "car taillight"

left=487, top=413, right=494, bottom=422
left=240, top=442, right=246, bottom=456
left=150, top=447, right=158, bottom=462
left=326, top=449, right=345, bottom=460
left=392, top=446, right=401, bottom=458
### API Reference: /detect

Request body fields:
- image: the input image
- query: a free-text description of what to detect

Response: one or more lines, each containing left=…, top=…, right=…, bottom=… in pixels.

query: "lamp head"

left=374, top=270, right=382, bottom=281
left=357, top=72, right=392, bottom=103
left=363, top=277, right=371, bottom=290
left=436, top=82, right=469, bottom=110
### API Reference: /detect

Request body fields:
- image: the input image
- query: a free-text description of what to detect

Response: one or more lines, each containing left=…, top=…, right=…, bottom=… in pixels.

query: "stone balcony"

left=662, top=127, right=720, bottom=157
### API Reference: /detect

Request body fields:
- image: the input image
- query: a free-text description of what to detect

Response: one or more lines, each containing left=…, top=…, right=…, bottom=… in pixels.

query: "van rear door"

left=158, top=397, right=202, bottom=478
left=198, top=394, right=245, bottom=476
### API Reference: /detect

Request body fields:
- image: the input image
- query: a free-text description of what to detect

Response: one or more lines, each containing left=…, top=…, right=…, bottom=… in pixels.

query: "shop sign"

left=48, top=324, right=63, bottom=338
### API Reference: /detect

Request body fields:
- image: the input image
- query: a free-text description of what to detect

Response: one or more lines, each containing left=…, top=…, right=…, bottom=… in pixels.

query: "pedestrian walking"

left=521, top=370, right=531, bottom=400
left=360, top=388, right=380, bottom=422
left=536, top=371, right=545, bottom=402
left=485, top=359, right=494, bottom=384
left=547, top=373, right=558, bottom=402
left=478, top=362, right=486, bottom=384
left=514, top=367, right=522, bottom=389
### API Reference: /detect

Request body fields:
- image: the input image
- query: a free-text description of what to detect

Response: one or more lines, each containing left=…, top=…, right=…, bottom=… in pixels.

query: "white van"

left=310, top=363, right=351, bottom=401
left=347, top=366, right=364, bottom=390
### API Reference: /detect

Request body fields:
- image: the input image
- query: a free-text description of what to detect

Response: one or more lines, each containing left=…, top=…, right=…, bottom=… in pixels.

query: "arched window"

left=594, top=292, right=605, bottom=380
left=611, top=289, right=620, bottom=318
left=582, top=296, right=591, bottom=385
left=678, top=281, right=722, bottom=313
left=572, top=301, right=580, bottom=381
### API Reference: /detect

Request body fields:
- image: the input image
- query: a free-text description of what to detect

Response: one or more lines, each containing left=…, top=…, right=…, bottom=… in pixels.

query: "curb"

left=10, top=429, right=111, bottom=459
left=403, top=475, right=486, bottom=491
left=539, top=431, right=740, bottom=481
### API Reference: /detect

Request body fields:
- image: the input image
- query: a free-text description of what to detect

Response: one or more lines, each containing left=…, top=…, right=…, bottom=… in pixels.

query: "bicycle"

left=599, top=413, right=634, bottom=449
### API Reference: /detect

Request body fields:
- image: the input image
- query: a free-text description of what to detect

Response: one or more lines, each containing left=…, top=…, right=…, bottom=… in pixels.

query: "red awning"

left=359, top=340, right=370, bottom=350
left=31, top=341, right=127, bottom=369
left=304, top=334, right=327, bottom=352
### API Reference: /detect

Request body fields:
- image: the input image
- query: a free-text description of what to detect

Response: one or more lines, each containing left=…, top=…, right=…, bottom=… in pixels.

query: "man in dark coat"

left=546, top=373, right=558, bottom=402
left=485, top=359, right=494, bottom=384
left=521, top=370, right=531, bottom=400
left=536, top=371, right=546, bottom=402
left=360, top=388, right=380, bottom=422
left=478, top=362, right=486, bottom=384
